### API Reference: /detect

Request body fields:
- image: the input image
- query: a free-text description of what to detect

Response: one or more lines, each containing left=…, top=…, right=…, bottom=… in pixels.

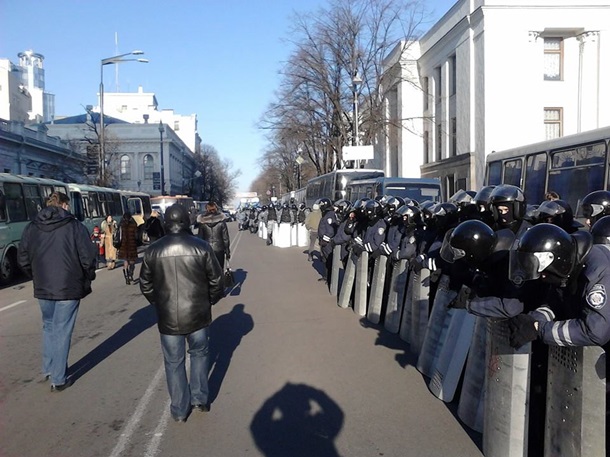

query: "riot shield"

left=385, top=259, right=408, bottom=334
left=338, top=254, right=357, bottom=309
left=409, top=267, right=431, bottom=356
left=329, top=244, right=342, bottom=297
left=367, top=255, right=388, bottom=324
left=354, top=251, right=369, bottom=316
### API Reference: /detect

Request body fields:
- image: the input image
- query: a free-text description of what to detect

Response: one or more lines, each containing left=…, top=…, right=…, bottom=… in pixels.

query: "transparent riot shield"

left=457, top=316, right=487, bottom=433
left=409, top=268, right=431, bottom=356
left=385, top=259, right=408, bottom=334
left=354, top=251, right=369, bottom=316
left=367, top=255, right=388, bottom=324
left=544, top=345, right=606, bottom=457
left=338, top=254, right=357, bottom=309
left=483, top=319, right=531, bottom=457
left=329, top=244, right=342, bottom=297
left=416, top=274, right=457, bottom=379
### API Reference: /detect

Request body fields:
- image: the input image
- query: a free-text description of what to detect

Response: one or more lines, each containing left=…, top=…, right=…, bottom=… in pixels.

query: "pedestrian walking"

left=196, top=201, right=231, bottom=270
left=101, top=214, right=118, bottom=270
left=17, top=191, right=97, bottom=392
left=117, top=212, right=139, bottom=284
left=305, top=203, right=321, bottom=261
left=90, top=225, right=105, bottom=268
left=140, top=204, right=224, bottom=422
left=144, top=210, right=165, bottom=243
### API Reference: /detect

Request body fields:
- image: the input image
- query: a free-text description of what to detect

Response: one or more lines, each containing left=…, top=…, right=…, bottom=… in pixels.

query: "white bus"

left=485, top=126, right=610, bottom=214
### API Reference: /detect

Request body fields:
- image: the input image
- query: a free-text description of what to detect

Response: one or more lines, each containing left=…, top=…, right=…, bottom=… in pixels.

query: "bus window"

left=89, top=192, right=100, bottom=218
left=23, top=184, right=44, bottom=220
left=366, top=187, right=373, bottom=198
left=487, top=161, right=502, bottom=185
left=0, top=190, right=6, bottom=221
left=70, top=192, right=85, bottom=222
left=503, top=159, right=522, bottom=187
left=524, top=153, right=547, bottom=205
left=127, top=198, right=143, bottom=218
left=4, top=183, right=27, bottom=222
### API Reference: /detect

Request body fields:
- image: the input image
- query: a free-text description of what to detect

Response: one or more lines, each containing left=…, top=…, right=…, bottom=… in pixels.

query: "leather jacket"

left=139, top=231, right=224, bottom=335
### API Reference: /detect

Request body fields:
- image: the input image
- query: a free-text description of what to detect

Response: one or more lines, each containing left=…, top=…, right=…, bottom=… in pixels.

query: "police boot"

left=123, top=269, right=130, bottom=285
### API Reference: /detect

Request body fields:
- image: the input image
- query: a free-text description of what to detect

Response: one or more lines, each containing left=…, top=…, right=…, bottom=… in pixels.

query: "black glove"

left=351, top=244, right=364, bottom=256
left=507, top=314, right=539, bottom=349
left=471, top=271, right=491, bottom=296
left=448, top=285, right=472, bottom=309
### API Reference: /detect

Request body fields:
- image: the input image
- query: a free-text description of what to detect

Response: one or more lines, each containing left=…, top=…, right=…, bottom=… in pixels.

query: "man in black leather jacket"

left=140, top=204, right=224, bottom=422
left=196, top=201, right=231, bottom=269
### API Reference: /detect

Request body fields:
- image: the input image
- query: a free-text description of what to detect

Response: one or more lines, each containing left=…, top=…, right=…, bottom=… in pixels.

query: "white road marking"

left=0, top=300, right=27, bottom=313
left=108, top=364, right=165, bottom=457
left=144, top=400, right=171, bottom=457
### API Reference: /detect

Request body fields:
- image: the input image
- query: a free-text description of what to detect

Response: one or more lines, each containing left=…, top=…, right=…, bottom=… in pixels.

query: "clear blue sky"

left=1, top=0, right=456, bottom=193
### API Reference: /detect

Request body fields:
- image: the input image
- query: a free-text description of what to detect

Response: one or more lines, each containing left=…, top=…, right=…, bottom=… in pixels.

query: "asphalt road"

left=0, top=223, right=483, bottom=457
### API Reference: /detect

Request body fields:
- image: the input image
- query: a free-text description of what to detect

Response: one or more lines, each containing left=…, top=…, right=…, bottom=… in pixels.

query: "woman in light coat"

left=101, top=214, right=118, bottom=270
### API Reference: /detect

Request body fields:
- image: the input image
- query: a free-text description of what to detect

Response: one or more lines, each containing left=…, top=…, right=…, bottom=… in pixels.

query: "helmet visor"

left=440, top=242, right=465, bottom=263
left=509, top=250, right=554, bottom=284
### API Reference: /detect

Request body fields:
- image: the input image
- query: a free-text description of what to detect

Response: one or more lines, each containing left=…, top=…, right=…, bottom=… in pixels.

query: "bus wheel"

left=0, top=250, right=16, bottom=285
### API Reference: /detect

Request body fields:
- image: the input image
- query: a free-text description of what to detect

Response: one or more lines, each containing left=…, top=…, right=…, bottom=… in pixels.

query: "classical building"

left=378, top=0, right=610, bottom=199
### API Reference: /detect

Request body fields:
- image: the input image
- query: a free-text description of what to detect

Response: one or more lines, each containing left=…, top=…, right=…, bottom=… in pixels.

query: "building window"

left=120, top=155, right=131, bottom=180
left=450, top=117, right=457, bottom=157
left=435, top=66, right=442, bottom=102
left=423, top=130, right=429, bottom=164
left=544, top=108, right=563, bottom=139
left=174, top=121, right=180, bottom=131
left=436, top=122, right=442, bottom=162
left=143, top=154, right=154, bottom=180
left=423, top=77, right=429, bottom=111
left=544, top=38, right=563, bottom=81
left=449, top=55, right=457, bottom=96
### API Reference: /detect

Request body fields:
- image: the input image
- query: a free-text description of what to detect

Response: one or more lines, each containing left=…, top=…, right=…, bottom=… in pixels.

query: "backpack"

left=112, top=227, right=122, bottom=249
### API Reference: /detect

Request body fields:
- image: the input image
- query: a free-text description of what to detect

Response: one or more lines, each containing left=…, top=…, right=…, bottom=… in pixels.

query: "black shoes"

left=51, top=378, right=73, bottom=392
left=193, top=404, right=210, bottom=412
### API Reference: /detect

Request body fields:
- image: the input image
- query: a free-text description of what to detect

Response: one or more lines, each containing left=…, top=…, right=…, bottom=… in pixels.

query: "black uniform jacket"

left=18, top=206, right=97, bottom=300
left=196, top=212, right=231, bottom=257
left=139, top=232, right=224, bottom=335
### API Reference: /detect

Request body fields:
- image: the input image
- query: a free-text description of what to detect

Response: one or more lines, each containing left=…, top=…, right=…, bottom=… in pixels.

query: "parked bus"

left=485, top=126, right=610, bottom=216
left=346, top=176, right=442, bottom=203
left=0, top=174, right=70, bottom=284
left=305, top=169, right=384, bottom=207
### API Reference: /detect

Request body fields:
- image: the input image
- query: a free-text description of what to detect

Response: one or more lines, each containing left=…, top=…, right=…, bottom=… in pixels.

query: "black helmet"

left=581, top=190, right=610, bottom=226
left=385, top=196, right=404, bottom=217
left=440, top=220, right=497, bottom=267
left=489, top=184, right=526, bottom=230
left=591, top=215, right=610, bottom=245
left=164, top=204, right=190, bottom=231
left=315, top=198, right=332, bottom=214
left=395, top=204, right=421, bottom=228
left=449, top=189, right=475, bottom=207
left=298, top=202, right=305, bottom=210
left=364, top=199, right=382, bottom=221
left=334, top=199, right=353, bottom=220
left=535, top=199, right=582, bottom=233
left=432, top=202, right=459, bottom=230
left=509, top=223, right=576, bottom=285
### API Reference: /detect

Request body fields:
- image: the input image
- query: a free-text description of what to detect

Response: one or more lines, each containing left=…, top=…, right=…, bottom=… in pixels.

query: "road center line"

left=0, top=300, right=27, bottom=313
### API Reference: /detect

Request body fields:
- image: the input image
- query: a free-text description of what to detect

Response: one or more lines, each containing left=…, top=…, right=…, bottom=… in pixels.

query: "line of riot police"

left=312, top=185, right=609, bottom=457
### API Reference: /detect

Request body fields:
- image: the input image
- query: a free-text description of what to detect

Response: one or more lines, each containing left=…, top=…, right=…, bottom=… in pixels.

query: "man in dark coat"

left=196, top=201, right=231, bottom=269
left=140, top=204, right=224, bottom=422
left=18, top=191, right=97, bottom=392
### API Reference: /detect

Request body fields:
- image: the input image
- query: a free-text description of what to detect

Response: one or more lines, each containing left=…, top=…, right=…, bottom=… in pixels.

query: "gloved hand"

left=507, top=314, right=539, bottom=349
left=351, top=244, right=364, bottom=256
left=226, top=254, right=231, bottom=261
left=448, top=285, right=472, bottom=309
left=471, top=271, right=490, bottom=296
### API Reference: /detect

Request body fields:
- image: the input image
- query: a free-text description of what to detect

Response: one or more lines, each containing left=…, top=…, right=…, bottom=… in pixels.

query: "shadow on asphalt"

left=208, top=303, right=254, bottom=403
left=69, top=304, right=157, bottom=383
left=226, top=268, right=247, bottom=296
left=250, top=382, right=344, bottom=457
left=359, top=316, right=483, bottom=453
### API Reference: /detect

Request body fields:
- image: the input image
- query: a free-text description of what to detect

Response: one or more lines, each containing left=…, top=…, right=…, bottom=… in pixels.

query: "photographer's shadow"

left=226, top=268, right=247, bottom=296
left=208, top=303, right=254, bottom=403
left=250, top=383, right=344, bottom=457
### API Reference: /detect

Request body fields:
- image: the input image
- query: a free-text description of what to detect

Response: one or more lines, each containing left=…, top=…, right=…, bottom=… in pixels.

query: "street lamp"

left=99, top=50, right=148, bottom=184
left=295, top=153, right=305, bottom=189
left=158, top=121, right=165, bottom=195
left=352, top=71, right=362, bottom=147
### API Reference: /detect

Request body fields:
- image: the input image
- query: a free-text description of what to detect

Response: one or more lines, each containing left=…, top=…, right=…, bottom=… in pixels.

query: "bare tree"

left=194, top=144, right=241, bottom=207
left=257, top=0, right=428, bottom=181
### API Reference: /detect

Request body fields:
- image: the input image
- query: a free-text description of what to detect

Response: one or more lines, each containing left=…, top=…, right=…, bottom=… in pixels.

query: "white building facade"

left=380, top=0, right=610, bottom=199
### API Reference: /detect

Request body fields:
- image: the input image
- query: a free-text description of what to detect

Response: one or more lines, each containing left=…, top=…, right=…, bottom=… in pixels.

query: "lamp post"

left=158, top=121, right=165, bottom=195
left=99, top=50, right=148, bottom=184
left=352, top=71, right=362, bottom=147
left=295, top=154, right=305, bottom=189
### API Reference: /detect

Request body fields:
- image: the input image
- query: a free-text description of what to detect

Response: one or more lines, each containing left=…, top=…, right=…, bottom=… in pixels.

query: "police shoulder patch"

left=327, top=218, right=333, bottom=224
left=586, top=284, right=606, bottom=310
left=378, top=227, right=385, bottom=235
left=408, top=236, right=416, bottom=244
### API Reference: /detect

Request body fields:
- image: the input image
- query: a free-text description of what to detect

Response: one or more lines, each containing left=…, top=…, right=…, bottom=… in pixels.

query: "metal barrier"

left=385, top=259, right=408, bottom=334
left=367, top=255, right=388, bottom=324
left=483, top=319, right=531, bottom=457
left=544, top=345, right=606, bottom=457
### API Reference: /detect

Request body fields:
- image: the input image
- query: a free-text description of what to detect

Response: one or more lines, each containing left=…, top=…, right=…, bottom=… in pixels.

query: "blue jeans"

left=38, top=299, right=80, bottom=385
left=160, top=326, right=210, bottom=419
